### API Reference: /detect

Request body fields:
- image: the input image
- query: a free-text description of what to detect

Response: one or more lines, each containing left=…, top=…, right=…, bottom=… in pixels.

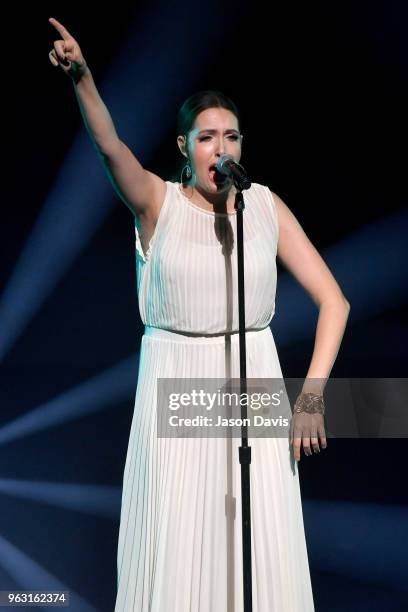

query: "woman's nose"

left=215, top=140, right=226, bottom=155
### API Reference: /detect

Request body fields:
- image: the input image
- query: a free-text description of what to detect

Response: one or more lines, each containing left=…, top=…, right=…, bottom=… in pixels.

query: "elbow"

left=334, top=289, right=350, bottom=312
left=332, top=290, right=350, bottom=312
left=319, top=293, right=350, bottom=312
left=341, top=296, right=351, bottom=321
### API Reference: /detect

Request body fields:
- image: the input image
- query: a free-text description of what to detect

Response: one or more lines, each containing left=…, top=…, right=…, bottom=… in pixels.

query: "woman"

left=49, top=16, right=350, bottom=611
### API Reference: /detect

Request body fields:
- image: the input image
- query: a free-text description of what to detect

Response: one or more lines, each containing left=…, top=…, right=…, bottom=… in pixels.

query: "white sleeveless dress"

left=115, top=181, right=315, bottom=611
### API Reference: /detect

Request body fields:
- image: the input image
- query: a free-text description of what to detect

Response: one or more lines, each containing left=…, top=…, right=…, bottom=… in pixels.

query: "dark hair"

left=177, top=90, right=241, bottom=137
left=172, top=90, right=241, bottom=183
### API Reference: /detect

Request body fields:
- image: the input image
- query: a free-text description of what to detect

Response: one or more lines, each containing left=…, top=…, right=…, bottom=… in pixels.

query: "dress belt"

left=143, top=324, right=270, bottom=340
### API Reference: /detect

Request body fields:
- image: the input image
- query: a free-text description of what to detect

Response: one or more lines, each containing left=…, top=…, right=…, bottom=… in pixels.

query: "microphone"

left=215, top=154, right=251, bottom=190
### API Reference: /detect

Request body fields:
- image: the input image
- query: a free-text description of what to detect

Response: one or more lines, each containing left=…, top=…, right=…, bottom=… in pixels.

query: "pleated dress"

left=114, top=181, right=315, bottom=611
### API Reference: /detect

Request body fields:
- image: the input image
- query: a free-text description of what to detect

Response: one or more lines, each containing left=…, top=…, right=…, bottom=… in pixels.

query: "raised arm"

left=48, top=17, right=165, bottom=216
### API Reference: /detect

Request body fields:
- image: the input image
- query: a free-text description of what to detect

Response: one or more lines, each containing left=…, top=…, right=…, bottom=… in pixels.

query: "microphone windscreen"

left=215, top=154, right=235, bottom=176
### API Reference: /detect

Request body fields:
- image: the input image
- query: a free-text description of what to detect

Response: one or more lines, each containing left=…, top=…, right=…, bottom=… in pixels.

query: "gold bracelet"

left=294, top=392, right=325, bottom=415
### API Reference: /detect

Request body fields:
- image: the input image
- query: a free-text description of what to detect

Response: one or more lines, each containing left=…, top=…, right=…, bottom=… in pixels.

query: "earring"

left=181, top=160, right=192, bottom=184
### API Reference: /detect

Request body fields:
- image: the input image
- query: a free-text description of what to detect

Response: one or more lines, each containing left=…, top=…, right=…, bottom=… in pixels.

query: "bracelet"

left=294, top=392, right=325, bottom=415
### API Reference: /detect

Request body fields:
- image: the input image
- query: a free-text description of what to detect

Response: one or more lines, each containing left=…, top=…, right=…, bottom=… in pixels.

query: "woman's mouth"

left=209, top=165, right=226, bottom=182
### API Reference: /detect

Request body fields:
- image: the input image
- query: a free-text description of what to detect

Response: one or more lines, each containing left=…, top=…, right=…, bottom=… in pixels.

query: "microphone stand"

left=233, top=175, right=252, bottom=612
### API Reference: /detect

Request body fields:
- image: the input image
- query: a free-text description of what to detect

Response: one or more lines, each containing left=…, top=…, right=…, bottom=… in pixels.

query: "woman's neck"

left=181, top=182, right=237, bottom=214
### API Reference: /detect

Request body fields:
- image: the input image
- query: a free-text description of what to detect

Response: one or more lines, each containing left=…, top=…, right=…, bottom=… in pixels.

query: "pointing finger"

left=49, top=17, right=72, bottom=41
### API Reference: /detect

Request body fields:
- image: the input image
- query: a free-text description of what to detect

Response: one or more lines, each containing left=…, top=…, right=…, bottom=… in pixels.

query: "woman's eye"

left=199, top=135, right=239, bottom=142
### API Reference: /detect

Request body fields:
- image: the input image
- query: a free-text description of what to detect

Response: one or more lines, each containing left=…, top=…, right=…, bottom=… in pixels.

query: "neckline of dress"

left=175, top=182, right=239, bottom=216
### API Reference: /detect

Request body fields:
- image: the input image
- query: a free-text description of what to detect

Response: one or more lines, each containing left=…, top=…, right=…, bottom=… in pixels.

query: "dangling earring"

left=180, top=160, right=192, bottom=184
left=183, top=161, right=192, bottom=181
left=180, top=159, right=194, bottom=198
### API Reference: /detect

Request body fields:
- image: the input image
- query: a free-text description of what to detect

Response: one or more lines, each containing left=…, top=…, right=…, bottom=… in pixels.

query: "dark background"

left=1, top=1, right=407, bottom=610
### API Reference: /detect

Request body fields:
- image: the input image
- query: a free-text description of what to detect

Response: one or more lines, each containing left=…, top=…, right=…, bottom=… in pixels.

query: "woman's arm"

left=72, top=69, right=165, bottom=215
left=271, top=191, right=350, bottom=394
left=302, top=299, right=350, bottom=393
left=49, top=17, right=165, bottom=216
left=72, top=66, right=120, bottom=156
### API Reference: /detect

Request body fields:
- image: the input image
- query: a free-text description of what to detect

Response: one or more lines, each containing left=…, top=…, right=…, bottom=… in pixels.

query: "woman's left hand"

left=289, top=393, right=327, bottom=461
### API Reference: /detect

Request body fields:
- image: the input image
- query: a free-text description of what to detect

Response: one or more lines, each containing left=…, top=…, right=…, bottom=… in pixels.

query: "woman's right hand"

left=48, top=17, right=88, bottom=82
